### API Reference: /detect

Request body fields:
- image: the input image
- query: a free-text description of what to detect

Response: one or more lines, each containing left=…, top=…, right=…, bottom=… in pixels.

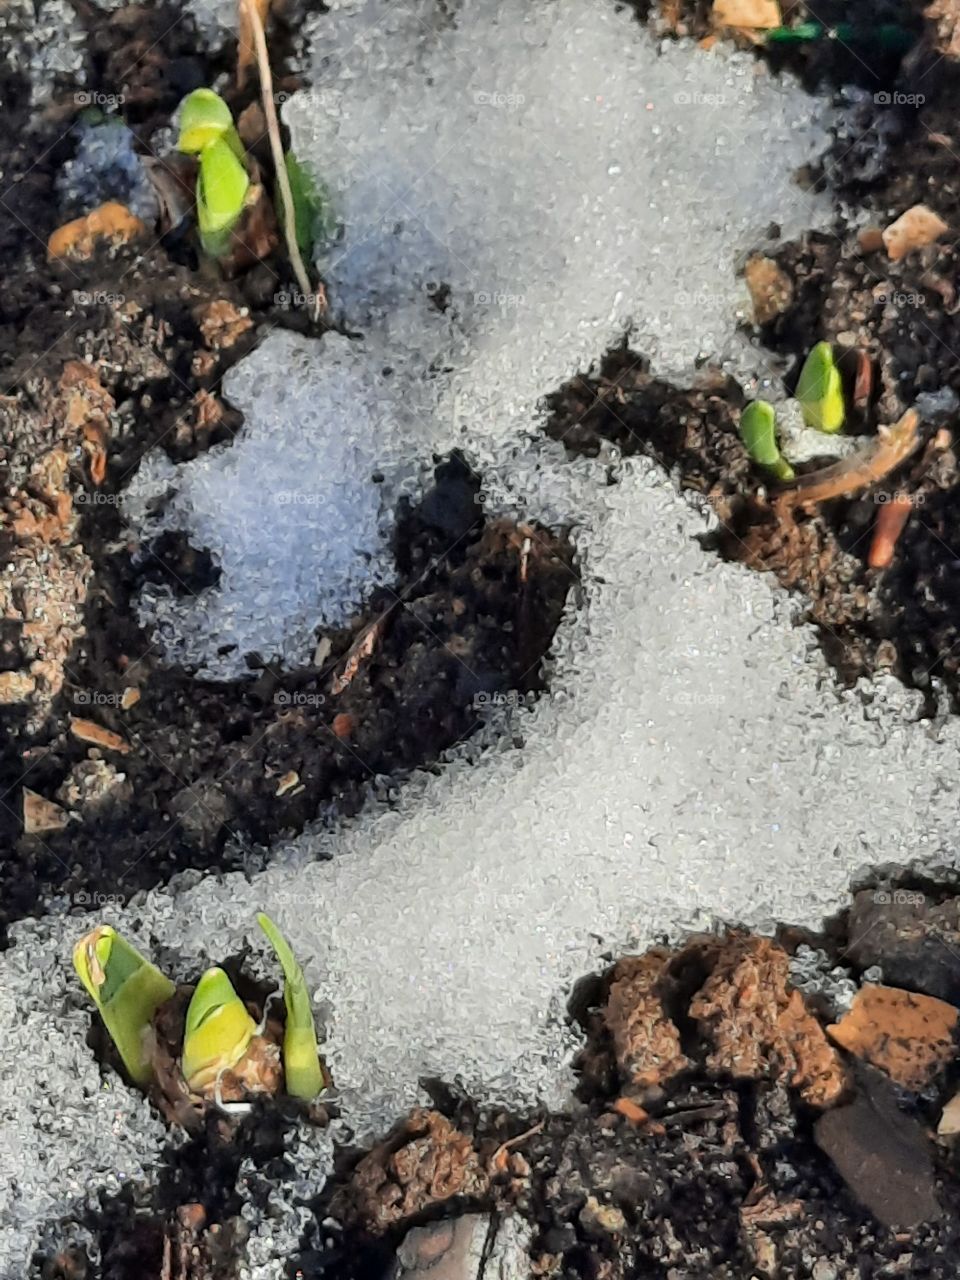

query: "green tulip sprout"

left=277, top=151, right=322, bottom=258
left=73, top=926, right=176, bottom=1086
left=74, top=915, right=323, bottom=1105
left=177, top=87, right=244, bottom=159
left=738, top=399, right=795, bottom=483
left=257, top=912, right=324, bottom=1100
left=177, top=89, right=250, bottom=258
left=795, top=341, right=845, bottom=434
left=195, top=136, right=251, bottom=258
left=181, top=966, right=257, bottom=1094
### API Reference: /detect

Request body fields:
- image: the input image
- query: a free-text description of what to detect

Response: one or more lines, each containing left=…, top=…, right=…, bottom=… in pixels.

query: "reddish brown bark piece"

left=47, top=201, right=146, bottom=260
left=605, top=948, right=690, bottom=1089
left=690, top=935, right=847, bottom=1107
left=22, top=788, right=68, bottom=835
left=868, top=496, right=912, bottom=570
left=346, top=1110, right=488, bottom=1233
left=827, top=985, right=958, bottom=1091
left=69, top=717, right=131, bottom=754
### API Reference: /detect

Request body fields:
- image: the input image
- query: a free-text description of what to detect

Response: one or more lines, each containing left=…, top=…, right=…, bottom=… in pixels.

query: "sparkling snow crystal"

left=129, top=332, right=408, bottom=677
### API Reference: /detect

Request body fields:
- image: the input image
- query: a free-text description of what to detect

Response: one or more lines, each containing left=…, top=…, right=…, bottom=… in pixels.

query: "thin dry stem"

left=777, top=409, right=921, bottom=509
left=239, top=0, right=322, bottom=319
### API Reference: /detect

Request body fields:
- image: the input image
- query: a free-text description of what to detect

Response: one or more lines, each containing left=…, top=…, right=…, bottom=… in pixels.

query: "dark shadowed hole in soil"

left=35, top=868, right=960, bottom=1280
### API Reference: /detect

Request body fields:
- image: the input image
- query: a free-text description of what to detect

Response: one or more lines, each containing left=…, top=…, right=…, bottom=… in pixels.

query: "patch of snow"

left=56, top=119, right=159, bottom=222
left=6, top=0, right=87, bottom=106
left=129, top=332, right=405, bottom=677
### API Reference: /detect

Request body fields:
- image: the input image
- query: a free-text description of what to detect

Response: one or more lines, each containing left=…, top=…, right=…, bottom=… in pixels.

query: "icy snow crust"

left=6, top=2, right=957, bottom=1275
left=133, top=0, right=828, bottom=677
left=130, top=333, right=403, bottom=676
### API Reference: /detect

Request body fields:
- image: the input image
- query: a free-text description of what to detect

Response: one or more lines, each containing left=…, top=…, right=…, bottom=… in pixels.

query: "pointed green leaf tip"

left=276, top=151, right=322, bottom=259
left=177, top=88, right=244, bottom=159
left=739, top=400, right=795, bottom=483
left=196, top=136, right=250, bottom=258
left=257, top=913, right=324, bottom=1100
left=181, top=966, right=256, bottom=1093
left=73, top=926, right=176, bottom=1086
left=795, top=341, right=845, bottom=434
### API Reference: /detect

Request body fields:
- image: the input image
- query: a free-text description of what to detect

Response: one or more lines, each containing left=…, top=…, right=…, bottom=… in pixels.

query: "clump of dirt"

left=335, top=1108, right=491, bottom=1233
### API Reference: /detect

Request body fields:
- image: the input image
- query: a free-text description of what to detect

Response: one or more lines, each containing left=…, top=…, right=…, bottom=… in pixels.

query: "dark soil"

left=652, top=0, right=926, bottom=93
left=0, top=6, right=577, bottom=943
left=34, top=1103, right=313, bottom=1280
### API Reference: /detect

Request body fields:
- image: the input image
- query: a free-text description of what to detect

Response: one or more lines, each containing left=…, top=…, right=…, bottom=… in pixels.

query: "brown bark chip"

left=47, top=202, right=146, bottom=260
left=193, top=299, right=254, bottom=351
left=345, top=1110, right=489, bottom=1233
left=926, top=0, right=960, bottom=60
left=827, top=984, right=958, bottom=1092
left=604, top=949, right=690, bottom=1089
left=881, top=204, right=948, bottom=262
left=815, top=1069, right=942, bottom=1229
left=689, top=936, right=847, bottom=1107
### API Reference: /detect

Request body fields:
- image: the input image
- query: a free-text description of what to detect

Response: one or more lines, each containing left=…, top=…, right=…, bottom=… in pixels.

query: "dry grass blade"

left=238, top=0, right=270, bottom=88
left=330, top=614, right=388, bottom=695
left=238, top=0, right=322, bottom=318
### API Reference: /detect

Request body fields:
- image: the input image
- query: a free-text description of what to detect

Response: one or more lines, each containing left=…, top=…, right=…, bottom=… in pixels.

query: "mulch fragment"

left=827, top=984, right=958, bottom=1091
left=689, top=935, right=848, bottom=1107
left=340, top=1110, right=489, bottom=1233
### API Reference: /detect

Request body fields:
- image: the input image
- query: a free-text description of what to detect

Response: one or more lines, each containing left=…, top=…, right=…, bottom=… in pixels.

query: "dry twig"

left=238, top=0, right=322, bottom=318
left=868, top=495, right=913, bottom=569
left=778, top=409, right=920, bottom=509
